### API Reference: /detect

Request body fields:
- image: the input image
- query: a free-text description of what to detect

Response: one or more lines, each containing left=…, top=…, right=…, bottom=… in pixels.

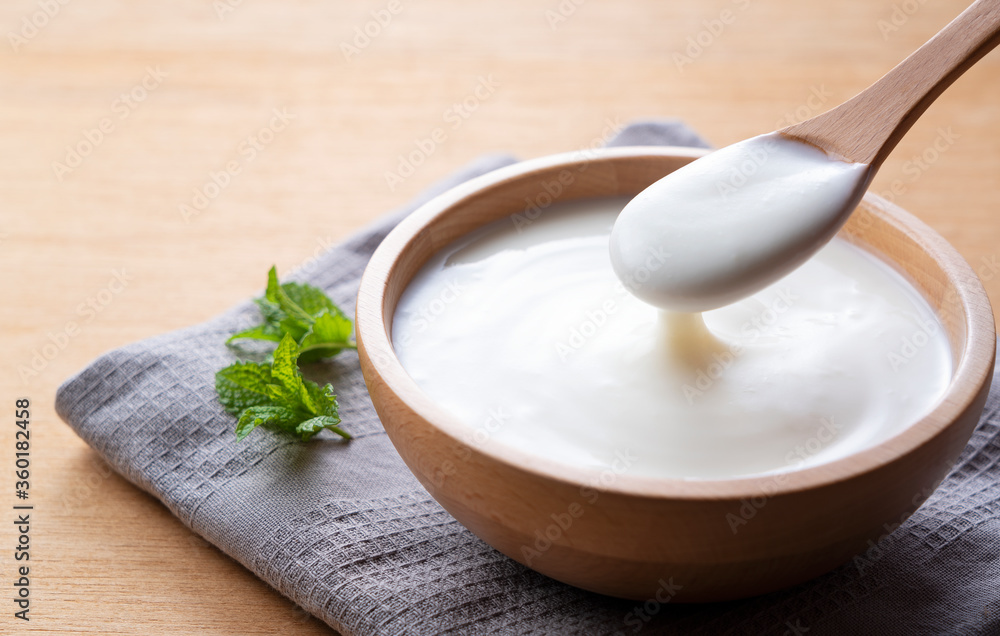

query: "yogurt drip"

left=609, top=133, right=871, bottom=312
left=392, top=198, right=951, bottom=481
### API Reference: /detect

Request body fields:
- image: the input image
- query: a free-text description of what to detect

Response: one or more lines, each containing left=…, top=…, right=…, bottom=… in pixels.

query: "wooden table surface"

left=2, top=0, right=997, bottom=633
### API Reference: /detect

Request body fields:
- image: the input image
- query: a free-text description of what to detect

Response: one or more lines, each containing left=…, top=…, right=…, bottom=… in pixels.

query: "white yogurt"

left=610, top=133, right=871, bottom=312
left=392, top=198, right=951, bottom=481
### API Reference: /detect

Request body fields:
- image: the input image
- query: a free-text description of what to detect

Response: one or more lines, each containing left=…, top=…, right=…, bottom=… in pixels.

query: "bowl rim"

left=356, top=145, right=996, bottom=501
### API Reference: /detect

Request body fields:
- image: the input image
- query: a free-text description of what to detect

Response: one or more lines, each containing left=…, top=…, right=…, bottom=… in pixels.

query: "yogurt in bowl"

left=356, top=147, right=995, bottom=601
left=392, top=196, right=952, bottom=481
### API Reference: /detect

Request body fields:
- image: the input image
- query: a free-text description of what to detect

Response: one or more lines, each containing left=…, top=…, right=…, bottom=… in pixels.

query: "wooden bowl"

left=355, top=147, right=996, bottom=601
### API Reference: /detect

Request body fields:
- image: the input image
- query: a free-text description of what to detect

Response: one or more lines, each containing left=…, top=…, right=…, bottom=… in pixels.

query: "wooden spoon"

left=783, top=0, right=1000, bottom=169
left=610, top=0, right=1000, bottom=312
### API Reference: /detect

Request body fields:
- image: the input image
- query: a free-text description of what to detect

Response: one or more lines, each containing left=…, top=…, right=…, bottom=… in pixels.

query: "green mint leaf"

left=269, top=334, right=314, bottom=410
left=269, top=334, right=301, bottom=386
left=264, top=265, right=283, bottom=304
left=266, top=266, right=316, bottom=328
left=229, top=266, right=355, bottom=363
left=215, top=361, right=274, bottom=415
left=217, top=266, right=353, bottom=444
left=254, top=297, right=286, bottom=327
left=281, top=282, right=345, bottom=319
left=303, top=381, right=339, bottom=417
left=299, top=311, right=356, bottom=362
left=264, top=382, right=296, bottom=406
left=226, top=323, right=283, bottom=344
left=278, top=316, right=310, bottom=342
left=295, top=415, right=350, bottom=441
left=220, top=346, right=345, bottom=442
left=235, top=405, right=302, bottom=441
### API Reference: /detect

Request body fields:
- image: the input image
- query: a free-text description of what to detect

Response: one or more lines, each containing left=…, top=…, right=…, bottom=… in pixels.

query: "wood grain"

left=1, top=0, right=998, bottom=632
left=784, top=0, right=1000, bottom=167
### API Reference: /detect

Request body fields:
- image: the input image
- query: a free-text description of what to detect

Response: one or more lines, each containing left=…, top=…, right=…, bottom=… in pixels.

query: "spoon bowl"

left=610, top=0, right=1000, bottom=312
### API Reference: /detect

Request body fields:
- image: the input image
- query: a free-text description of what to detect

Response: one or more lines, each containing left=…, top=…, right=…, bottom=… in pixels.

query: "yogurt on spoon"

left=610, top=0, right=1000, bottom=311
left=609, top=133, right=871, bottom=312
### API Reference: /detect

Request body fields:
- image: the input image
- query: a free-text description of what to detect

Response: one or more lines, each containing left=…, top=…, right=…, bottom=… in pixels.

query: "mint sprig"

left=228, top=266, right=356, bottom=363
left=216, top=334, right=350, bottom=442
left=216, top=266, right=355, bottom=442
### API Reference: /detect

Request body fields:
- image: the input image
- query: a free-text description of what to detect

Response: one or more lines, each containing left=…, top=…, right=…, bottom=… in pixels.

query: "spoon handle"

left=781, top=0, right=1000, bottom=168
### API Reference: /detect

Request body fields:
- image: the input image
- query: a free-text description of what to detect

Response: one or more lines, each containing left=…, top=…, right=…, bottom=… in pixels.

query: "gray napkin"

left=56, top=121, right=1000, bottom=635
